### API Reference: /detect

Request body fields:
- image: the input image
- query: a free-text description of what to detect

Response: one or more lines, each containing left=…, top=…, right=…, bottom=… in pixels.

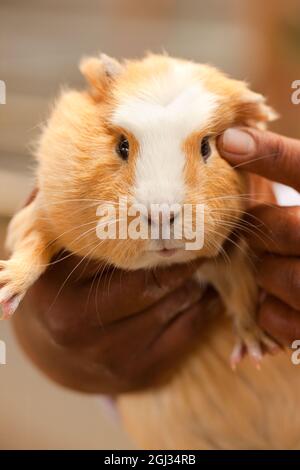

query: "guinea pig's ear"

left=79, top=53, right=123, bottom=97
left=234, top=85, right=278, bottom=129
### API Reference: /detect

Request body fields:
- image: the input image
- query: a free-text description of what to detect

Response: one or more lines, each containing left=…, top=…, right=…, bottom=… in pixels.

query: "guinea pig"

left=1, top=53, right=277, bottom=367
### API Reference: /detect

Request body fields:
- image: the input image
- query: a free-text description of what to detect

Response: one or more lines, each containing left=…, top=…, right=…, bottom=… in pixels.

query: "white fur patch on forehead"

left=111, top=62, right=219, bottom=208
left=111, top=64, right=219, bottom=138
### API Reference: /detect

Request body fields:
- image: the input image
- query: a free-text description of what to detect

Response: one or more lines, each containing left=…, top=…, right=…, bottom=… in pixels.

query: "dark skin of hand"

left=13, top=254, right=220, bottom=394
left=219, top=127, right=300, bottom=346
left=12, top=127, right=300, bottom=395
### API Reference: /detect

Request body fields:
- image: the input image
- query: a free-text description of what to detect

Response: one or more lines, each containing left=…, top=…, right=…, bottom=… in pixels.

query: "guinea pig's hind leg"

left=199, top=240, right=279, bottom=368
left=229, top=317, right=279, bottom=370
left=0, top=202, right=54, bottom=319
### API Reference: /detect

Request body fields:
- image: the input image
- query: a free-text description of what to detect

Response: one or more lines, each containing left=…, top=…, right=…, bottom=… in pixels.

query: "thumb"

left=218, top=128, right=300, bottom=192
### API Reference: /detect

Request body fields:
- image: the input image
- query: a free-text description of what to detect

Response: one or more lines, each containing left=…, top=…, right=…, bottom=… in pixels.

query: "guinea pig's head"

left=37, top=53, right=276, bottom=270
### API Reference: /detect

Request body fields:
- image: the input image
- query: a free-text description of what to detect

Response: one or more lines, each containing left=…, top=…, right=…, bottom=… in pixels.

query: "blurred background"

left=0, top=0, right=299, bottom=449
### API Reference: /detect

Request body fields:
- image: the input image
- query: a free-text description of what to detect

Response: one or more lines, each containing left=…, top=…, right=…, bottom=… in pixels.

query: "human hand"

left=13, top=251, right=220, bottom=394
left=218, top=127, right=300, bottom=346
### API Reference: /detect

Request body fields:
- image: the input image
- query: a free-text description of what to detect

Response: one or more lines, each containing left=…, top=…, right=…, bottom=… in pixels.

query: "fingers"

left=37, top=278, right=207, bottom=346
left=245, top=205, right=300, bottom=256
left=246, top=173, right=277, bottom=207
left=128, top=287, right=221, bottom=388
left=257, top=255, right=300, bottom=311
left=31, top=248, right=204, bottom=326
left=81, top=286, right=220, bottom=391
left=218, top=128, right=300, bottom=192
left=147, top=286, right=220, bottom=357
left=82, top=259, right=204, bottom=324
left=109, top=279, right=206, bottom=338
left=258, top=295, right=300, bottom=346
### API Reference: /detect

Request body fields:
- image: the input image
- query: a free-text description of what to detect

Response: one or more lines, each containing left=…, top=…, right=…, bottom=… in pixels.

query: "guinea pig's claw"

left=230, top=341, right=245, bottom=370
left=247, top=342, right=263, bottom=369
left=230, top=329, right=279, bottom=370
left=0, top=294, right=23, bottom=320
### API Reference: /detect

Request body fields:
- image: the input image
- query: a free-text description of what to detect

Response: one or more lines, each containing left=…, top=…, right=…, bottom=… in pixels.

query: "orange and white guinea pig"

left=3, top=53, right=277, bottom=369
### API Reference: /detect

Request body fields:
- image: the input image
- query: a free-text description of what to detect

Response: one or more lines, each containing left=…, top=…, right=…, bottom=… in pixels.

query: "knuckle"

left=270, top=207, right=300, bottom=247
left=283, top=208, right=300, bottom=247
left=270, top=134, right=286, bottom=162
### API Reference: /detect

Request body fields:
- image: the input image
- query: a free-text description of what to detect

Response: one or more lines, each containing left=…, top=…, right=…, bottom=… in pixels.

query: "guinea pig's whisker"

left=209, top=217, right=273, bottom=247
left=84, top=259, right=111, bottom=321
left=95, top=216, right=127, bottom=231
left=204, top=230, right=231, bottom=265
left=40, top=224, right=99, bottom=268
left=210, top=220, right=257, bottom=244
left=68, top=216, right=127, bottom=255
left=204, top=195, right=258, bottom=205
left=209, top=210, right=276, bottom=246
left=208, top=208, right=274, bottom=235
left=231, top=151, right=280, bottom=170
left=37, top=194, right=124, bottom=207
left=202, top=207, right=277, bottom=251
left=46, top=219, right=99, bottom=247
left=46, top=256, right=93, bottom=314
left=226, top=237, right=255, bottom=267
left=216, top=243, right=231, bottom=266
left=93, top=257, right=121, bottom=322
left=42, top=215, right=128, bottom=268
left=207, top=226, right=252, bottom=262
left=46, top=236, right=113, bottom=316
left=208, top=210, right=262, bottom=230
left=189, top=192, right=274, bottom=205
left=19, top=222, right=98, bottom=272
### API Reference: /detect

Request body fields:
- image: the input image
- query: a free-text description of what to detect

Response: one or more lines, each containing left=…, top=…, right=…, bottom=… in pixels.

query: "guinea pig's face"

left=38, top=54, right=276, bottom=270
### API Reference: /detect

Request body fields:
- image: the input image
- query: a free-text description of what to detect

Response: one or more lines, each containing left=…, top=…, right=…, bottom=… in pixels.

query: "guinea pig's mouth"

left=154, top=248, right=179, bottom=258
left=148, top=245, right=184, bottom=258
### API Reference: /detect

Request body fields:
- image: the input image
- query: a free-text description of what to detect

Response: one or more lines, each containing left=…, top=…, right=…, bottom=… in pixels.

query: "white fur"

left=111, top=63, right=219, bottom=208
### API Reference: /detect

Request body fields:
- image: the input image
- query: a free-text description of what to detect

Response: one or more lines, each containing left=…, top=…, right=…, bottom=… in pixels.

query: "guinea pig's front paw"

left=230, top=322, right=279, bottom=370
left=0, top=260, right=28, bottom=319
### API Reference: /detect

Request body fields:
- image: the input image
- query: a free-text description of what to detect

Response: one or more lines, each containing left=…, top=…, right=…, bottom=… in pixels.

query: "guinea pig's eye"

left=200, top=136, right=211, bottom=162
left=117, top=135, right=129, bottom=161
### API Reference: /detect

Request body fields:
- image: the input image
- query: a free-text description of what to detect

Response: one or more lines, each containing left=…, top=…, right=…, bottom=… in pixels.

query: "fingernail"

left=221, top=128, right=256, bottom=156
